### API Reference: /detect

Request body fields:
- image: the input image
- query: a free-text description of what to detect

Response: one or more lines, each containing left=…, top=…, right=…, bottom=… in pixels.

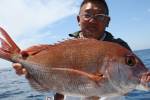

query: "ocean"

left=0, top=49, right=150, bottom=100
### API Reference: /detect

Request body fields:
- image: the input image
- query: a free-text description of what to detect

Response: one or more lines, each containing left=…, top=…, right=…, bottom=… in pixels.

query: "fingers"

left=141, top=72, right=150, bottom=82
left=12, top=63, right=28, bottom=76
left=12, top=63, right=22, bottom=70
left=146, top=72, right=150, bottom=82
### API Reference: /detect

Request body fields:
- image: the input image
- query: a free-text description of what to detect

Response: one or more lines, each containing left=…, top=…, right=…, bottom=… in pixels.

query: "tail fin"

left=0, top=27, right=21, bottom=62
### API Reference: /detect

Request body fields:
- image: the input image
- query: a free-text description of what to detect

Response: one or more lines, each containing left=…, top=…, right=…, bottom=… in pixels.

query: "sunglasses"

left=80, top=13, right=109, bottom=21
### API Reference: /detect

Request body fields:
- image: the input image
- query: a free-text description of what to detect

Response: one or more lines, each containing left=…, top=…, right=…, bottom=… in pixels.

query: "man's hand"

left=141, top=72, right=150, bottom=82
left=12, top=50, right=30, bottom=76
left=12, top=63, right=27, bottom=76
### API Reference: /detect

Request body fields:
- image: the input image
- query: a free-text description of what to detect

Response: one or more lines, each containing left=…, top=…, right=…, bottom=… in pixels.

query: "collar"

left=78, top=31, right=106, bottom=40
left=69, top=31, right=109, bottom=41
left=100, top=32, right=106, bottom=40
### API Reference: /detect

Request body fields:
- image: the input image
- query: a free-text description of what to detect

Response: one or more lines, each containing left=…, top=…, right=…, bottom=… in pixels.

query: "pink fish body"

left=0, top=27, right=149, bottom=98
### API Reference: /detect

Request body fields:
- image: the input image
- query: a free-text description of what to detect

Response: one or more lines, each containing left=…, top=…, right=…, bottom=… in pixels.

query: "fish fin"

left=0, top=27, right=20, bottom=62
left=81, top=96, right=100, bottom=100
left=51, top=68, right=104, bottom=82
left=0, top=27, right=20, bottom=53
left=24, top=45, right=50, bottom=55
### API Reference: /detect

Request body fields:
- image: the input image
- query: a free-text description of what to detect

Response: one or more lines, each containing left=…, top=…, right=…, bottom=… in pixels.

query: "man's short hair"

left=80, top=0, right=109, bottom=15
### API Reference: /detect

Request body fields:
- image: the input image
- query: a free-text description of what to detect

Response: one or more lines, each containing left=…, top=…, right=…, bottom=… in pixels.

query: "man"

left=13, top=0, right=150, bottom=100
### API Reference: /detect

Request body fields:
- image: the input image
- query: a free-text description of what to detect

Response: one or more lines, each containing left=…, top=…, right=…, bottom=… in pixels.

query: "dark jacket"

left=69, top=31, right=131, bottom=51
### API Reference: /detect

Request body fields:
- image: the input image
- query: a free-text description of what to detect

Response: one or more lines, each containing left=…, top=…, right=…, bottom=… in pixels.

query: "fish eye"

left=125, top=55, right=136, bottom=67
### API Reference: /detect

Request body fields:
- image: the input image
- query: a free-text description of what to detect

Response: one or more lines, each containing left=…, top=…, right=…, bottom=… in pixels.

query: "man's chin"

left=84, top=29, right=98, bottom=34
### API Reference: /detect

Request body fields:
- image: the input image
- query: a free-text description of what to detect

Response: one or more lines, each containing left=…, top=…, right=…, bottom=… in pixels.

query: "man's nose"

left=88, top=17, right=97, bottom=23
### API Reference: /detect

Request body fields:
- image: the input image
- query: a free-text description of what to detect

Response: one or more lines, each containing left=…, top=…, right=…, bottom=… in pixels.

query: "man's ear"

left=104, top=16, right=110, bottom=27
left=77, top=15, right=80, bottom=26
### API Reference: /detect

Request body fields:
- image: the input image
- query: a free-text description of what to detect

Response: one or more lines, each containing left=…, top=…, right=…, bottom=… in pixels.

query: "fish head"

left=104, top=46, right=150, bottom=95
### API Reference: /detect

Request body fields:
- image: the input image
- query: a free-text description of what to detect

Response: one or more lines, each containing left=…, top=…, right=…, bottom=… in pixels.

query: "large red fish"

left=0, top=27, right=149, bottom=99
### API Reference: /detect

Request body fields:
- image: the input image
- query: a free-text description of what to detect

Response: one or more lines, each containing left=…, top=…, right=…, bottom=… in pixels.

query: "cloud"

left=0, top=0, right=79, bottom=38
left=17, top=30, right=63, bottom=49
left=0, top=0, right=81, bottom=68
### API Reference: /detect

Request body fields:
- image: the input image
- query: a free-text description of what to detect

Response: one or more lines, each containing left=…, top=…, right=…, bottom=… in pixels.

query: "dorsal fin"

left=24, top=45, right=50, bottom=56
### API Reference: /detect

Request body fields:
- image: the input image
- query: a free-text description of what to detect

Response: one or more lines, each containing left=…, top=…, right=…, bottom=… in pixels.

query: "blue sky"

left=0, top=0, right=150, bottom=68
left=107, top=0, right=150, bottom=50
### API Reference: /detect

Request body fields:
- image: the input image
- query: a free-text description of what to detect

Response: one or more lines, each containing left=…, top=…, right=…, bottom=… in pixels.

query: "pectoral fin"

left=51, top=68, right=104, bottom=82
left=81, top=96, right=100, bottom=100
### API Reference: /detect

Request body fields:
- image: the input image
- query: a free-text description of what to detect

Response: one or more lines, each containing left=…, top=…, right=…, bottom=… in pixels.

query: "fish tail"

left=0, top=27, right=21, bottom=62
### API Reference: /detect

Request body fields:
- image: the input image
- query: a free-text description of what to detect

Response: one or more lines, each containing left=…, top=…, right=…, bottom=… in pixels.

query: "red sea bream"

left=0, top=27, right=149, bottom=99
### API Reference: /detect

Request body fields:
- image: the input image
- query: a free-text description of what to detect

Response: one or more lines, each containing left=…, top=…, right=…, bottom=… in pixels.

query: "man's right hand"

left=12, top=49, right=30, bottom=76
left=12, top=63, right=28, bottom=76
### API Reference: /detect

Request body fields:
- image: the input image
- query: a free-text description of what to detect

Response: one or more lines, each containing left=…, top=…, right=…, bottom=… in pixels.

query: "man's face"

left=77, top=2, right=110, bottom=39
